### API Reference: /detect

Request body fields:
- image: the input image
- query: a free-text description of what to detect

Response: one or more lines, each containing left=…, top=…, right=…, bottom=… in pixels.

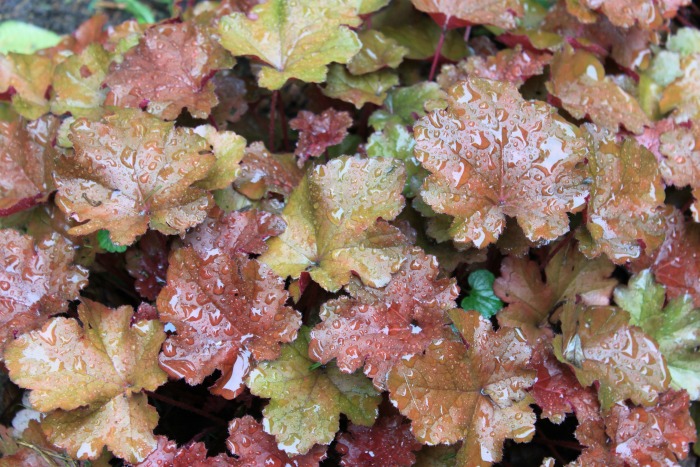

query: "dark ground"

left=0, top=0, right=172, bottom=34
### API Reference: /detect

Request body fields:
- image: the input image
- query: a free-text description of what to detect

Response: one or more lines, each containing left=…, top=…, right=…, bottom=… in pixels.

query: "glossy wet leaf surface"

left=309, top=247, right=458, bottom=389
left=246, top=328, right=381, bottom=455
left=387, top=309, right=536, bottom=466
left=414, top=77, right=589, bottom=248
left=336, top=415, right=421, bottom=466
left=4, top=299, right=166, bottom=463
left=260, top=156, right=407, bottom=292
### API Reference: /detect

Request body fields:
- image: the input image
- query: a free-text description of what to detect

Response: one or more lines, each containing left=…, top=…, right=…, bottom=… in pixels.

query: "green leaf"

left=218, top=0, right=362, bottom=90
left=366, top=123, right=427, bottom=197
left=614, top=270, right=700, bottom=399
left=97, top=230, right=128, bottom=253
left=0, top=21, right=61, bottom=55
left=347, top=30, right=408, bottom=75
left=368, top=82, right=447, bottom=131
left=246, top=327, right=381, bottom=455
left=668, top=28, right=700, bottom=57
left=322, top=64, right=399, bottom=109
left=460, top=270, right=503, bottom=319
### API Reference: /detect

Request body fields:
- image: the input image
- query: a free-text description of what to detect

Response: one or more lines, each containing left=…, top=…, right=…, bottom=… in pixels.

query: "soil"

left=0, top=0, right=172, bottom=34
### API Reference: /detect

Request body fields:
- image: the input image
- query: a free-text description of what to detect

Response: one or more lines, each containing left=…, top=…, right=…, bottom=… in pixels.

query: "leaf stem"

left=428, top=20, right=448, bottom=81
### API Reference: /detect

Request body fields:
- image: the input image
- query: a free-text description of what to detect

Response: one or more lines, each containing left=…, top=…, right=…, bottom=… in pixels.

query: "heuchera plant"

left=1, top=0, right=699, bottom=465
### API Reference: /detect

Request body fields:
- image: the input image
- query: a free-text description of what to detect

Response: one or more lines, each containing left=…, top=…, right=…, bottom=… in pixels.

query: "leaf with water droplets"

left=0, top=229, right=88, bottom=358
left=577, top=124, right=666, bottom=264
left=614, top=270, right=700, bottom=399
left=157, top=246, right=300, bottom=399
left=309, top=247, right=458, bottom=390
left=54, top=108, right=216, bottom=246
left=414, top=77, right=589, bottom=248
left=387, top=309, right=536, bottom=466
left=347, top=30, right=408, bottom=75
left=0, top=112, right=60, bottom=216
left=630, top=208, right=700, bottom=307
left=566, top=0, right=689, bottom=30
left=104, top=22, right=234, bottom=120
left=182, top=207, right=285, bottom=258
left=660, top=53, right=700, bottom=122
left=137, top=437, right=233, bottom=467
left=656, top=123, right=700, bottom=221
left=411, top=0, right=523, bottom=29
left=4, top=299, right=167, bottom=463
left=604, top=390, right=696, bottom=466
left=495, top=240, right=617, bottom=341
left=437, top=46, right=551, bottom=90
left=336, top=415, right=422, bottom=466
left=553, top=302, right=670, bottom=410
left=192, top=125, right=246, bottom=191
left=49, top=43, right=110, bottom=119
left=366, top=123, right=427, bottom=197
left=260, top=156, right=407, bottom=292
left=289, top=109, right=353, bottom=167
left=227, top=416, right=327, bottom=466
left=322, top=64, right=399, bottom=109
left=125, top=230, right=169, bottom=301
left=219, top=0, right=362, bottom=90
left=232, top=142, right=304, bottom=203
left=246, top=327, right=381, bottom=455
left=368, top=82, right=447, bottom=131
left=0, top=52, right=53, bottom=119
left=546, top=47, right=650, bottom=134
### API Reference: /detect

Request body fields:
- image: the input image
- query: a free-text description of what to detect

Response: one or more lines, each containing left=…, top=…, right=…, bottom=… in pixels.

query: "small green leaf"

left=460, top=270, right=503, bottom=319
left=97, top=230, right=128, bottom=253
left=0, top=21, right=61, bottom=55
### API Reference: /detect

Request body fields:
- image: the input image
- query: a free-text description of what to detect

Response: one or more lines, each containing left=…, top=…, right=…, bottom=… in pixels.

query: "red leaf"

left=126, top=231, right=169, bottom=301
left=336, top=415, right=421, bottom=467
left=227, top=416, right=327, bottom=466
left=289, top=109, right=353, bottom=167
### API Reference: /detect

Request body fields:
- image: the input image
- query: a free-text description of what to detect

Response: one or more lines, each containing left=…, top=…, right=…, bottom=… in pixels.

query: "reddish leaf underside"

left=336, top=415, right=421, bottom=467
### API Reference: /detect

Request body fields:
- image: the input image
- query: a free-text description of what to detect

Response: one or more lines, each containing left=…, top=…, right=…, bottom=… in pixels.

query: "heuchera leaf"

left=546, top=47, right=650, bottom=134
left=97, top=229, right=127, bottom=253
left=322, top=64, right=399, bottom=109
left=567, top=0, right=690, bottom=30
left=231, top=142, right=304, bottom=203
left=0, top=229, right=88, bottom=357
left=438, top=46, right=552, bottom=90
left=553, top=302, right=670, bottom=410
left=387, top=309, right=536, bottom=466
left=156, top=246, right=300, bottom=398
left=604, top=390, right=696, bottom=466
left=104, top=22, right=234, bottom=120
left=335, top=415, right=422, bottom=466
left=657, top=123, right=700, bottom=221
left=495, top=240, right=616, bottom=341
left=577, top=125, right=666, bottom=263
left=289, top=109, right=353, bottom=167
left=460, top=269, right=503, bottom=319
left=659, top=53, right=700, bottom=122
left=631, top=208, right=700, bottom=307
left=137, top=437, right=232, bottom=467
left=4, top=299, right=167, bottom=463
left=614, top=270, right=700, bottom=399
left=125, top=230, right=169, bottom=301
left=347, top=30, right=409, bottom=75
left=414, top=77, right=589, bottom=248
left=218, top=0, right=362, bottom=90
left=366, top=123, right=427, bottom=197
left=0, top=113, right=60, bottom=216
left=246, top=327, right=381, bottom=455
left=192, top=124, right=247, bottom=191
left=0, top=52, right=53, bottom=119
left=54, top=108, right=216, bottom=246
left=411, top=0, right=524, bottom=29
left=227, top=415, right=328, bottom=466
left=309, top=247, right=458, bottom=389
left=49, top=43, right=110, bottom=119
left=368, top=82, right=447, bottom=131
left=260, top=156, right=407, bottom=292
